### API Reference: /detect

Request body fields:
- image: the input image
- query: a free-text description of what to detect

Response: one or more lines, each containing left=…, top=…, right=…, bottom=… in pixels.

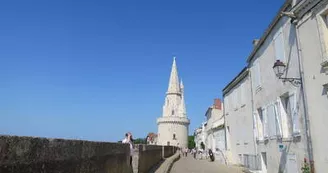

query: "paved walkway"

left=170, top=155, right=244, bottom=173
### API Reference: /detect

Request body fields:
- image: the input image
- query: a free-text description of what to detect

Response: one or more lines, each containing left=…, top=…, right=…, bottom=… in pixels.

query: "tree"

left=133, top=138, right=146, bottom=144
left=188, top=136, right=195, bottom=149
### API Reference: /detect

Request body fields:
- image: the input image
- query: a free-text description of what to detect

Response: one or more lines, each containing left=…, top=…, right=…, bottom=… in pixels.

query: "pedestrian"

left=122, top=132, right=134, bottom=167
left=192, top=148, right=196, bottom=159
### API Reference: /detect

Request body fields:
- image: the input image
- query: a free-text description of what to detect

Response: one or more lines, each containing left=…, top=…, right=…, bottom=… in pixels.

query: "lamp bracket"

left=279, top=77, right=302, bottom=86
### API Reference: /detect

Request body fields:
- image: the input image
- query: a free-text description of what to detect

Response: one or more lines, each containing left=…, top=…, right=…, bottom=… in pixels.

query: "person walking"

left=122, top=132, right=134, bottom=167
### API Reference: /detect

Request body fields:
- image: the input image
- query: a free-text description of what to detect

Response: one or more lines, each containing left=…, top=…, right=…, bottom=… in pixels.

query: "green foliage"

left=133, top=138, right=146, bottom=144
left=188, top=136, right=195, bottom=149
left=301, top=162, right=311, bottom=173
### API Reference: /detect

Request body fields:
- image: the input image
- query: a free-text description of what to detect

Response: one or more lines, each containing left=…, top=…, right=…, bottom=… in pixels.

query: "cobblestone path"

left=170, top=155, right=244, bottom=173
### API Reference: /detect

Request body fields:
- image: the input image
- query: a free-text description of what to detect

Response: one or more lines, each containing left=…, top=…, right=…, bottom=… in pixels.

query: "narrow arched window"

left=173, top=133, right=176, bottom=140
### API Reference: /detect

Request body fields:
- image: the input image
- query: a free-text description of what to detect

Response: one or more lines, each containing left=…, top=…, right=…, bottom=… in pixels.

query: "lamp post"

left=272, top=60, right=302, bottom=86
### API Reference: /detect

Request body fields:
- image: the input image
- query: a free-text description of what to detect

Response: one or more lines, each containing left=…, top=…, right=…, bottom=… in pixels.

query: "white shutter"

left=290, top=93, right=301, bottom=135
left=278, top=97, right=290, bottom=138
left=274, top=29, right=285, bottom=62
left=267, top=104, right=277, bottom=137
left=254, top=111, right=262, bottom=140
left=274, top=101, right=282, bottom=137
left=252, top=62, right=261, bottom=89
left=262, top=108, right=268, bottom=138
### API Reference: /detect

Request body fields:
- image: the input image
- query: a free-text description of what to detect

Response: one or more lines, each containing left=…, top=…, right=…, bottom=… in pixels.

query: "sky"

left=0, top=0, right=285, bottom=142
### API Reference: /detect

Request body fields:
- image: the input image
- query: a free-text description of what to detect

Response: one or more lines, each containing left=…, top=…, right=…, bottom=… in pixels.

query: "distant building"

left=194, top=99, right=226, bottom=164
left=157, top=58, right=190, bottom=148
left=146, top=132, right=158, bottom=145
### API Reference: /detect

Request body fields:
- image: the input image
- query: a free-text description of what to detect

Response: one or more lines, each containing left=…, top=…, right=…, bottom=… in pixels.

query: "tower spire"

left=167, top=57, right=180, bottom=94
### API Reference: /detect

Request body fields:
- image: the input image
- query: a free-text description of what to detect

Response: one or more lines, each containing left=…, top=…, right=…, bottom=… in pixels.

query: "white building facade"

left=157, top=58, right=190, bottom=148
left=223, top=68, right=258, bottom=170
left=222, top=0, right=328, bottom=172
left=291, top=1, right=328, bottom=172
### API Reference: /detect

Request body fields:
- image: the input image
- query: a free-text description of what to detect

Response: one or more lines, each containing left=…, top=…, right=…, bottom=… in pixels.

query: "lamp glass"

left=273, top=60, right=286, bottom=78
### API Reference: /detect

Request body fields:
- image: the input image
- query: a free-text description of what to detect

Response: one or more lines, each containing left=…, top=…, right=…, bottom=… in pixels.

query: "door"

left=286, top=154, right=298, bottom=173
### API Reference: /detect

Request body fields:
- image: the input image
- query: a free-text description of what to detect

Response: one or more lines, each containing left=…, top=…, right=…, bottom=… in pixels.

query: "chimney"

left=214, top=98, right=222, bottom=110
left=252, top=39, right=259, bottom=48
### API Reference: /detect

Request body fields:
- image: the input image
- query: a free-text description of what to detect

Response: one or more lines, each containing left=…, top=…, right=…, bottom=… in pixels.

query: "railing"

left=243, top=154, right=262, bottom=171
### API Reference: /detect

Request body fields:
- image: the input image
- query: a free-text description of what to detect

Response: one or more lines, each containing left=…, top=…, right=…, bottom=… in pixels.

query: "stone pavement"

left=170, top=154, right=244, bottom=173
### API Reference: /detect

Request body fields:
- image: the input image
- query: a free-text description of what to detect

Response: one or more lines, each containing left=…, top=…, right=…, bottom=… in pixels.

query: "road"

left=170, top=154, right=244, bottom=173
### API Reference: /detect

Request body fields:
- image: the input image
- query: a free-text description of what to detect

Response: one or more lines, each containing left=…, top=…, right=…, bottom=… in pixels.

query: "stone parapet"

left=0, top=135, right=131, bottom=173
left=0, top=135, right=177, bottom=173
left=132, top=144, right=177, bottom=173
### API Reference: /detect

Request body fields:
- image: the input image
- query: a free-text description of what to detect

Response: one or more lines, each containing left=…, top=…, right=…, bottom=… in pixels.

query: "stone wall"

left=0, top=135, right=177, bottom=173
left=0, top=135, right=131, bottom=173
left=132, top=144, right=177, bottom=173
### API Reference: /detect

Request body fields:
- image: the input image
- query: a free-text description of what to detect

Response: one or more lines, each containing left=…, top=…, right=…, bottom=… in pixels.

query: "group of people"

left=179, top=147, right=212, bottom=160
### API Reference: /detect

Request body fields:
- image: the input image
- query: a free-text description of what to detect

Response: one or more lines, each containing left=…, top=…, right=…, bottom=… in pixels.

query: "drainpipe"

left=293, top=18, right=314, bottom=172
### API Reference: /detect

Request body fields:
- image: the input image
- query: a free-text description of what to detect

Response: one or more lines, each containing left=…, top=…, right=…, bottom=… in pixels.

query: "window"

left=277, top=92, right=300, bottom=139
left=261, top=152, right=267, bottom=168
left=273, top=29, right=286, bottom=62
left=173, top=134, right=176, bottom=140
left=255, top=107, right=268, bottom=140
left=252, top=60, right=261, bottom=90
left=267, top=104, right=278, bottom=137
left=172, top=110, right=175, bottom=116
left=239, top=154, right=243, bottom=164
left=317, top=12, right=328, bottom=61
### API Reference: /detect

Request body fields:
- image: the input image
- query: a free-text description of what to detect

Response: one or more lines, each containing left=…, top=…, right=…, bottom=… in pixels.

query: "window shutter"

left=267, top=104, right=277, bottom=137
left=290, top=93, right=301, bottom=135
left=262, top=108, right=268, bottom=138
left=253, top=111, right=260, bottom=140
left=274, top=30, right=285, bottom=62
left=278, top=97, right=290, bottom=138
left=274, top=102, right=282, bottom=137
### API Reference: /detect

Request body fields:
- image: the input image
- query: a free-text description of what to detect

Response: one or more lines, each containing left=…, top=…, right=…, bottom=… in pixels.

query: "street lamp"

left=273, top=60, right=302, bottom=85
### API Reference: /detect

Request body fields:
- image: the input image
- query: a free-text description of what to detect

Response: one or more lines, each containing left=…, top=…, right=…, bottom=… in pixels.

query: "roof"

left=246, top=0, right=292, bottom=63
left=222, top=67, right=248, bottom=96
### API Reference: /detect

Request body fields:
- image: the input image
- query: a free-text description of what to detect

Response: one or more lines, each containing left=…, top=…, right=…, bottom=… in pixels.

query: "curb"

left=155, top=152, right=180, bottom=173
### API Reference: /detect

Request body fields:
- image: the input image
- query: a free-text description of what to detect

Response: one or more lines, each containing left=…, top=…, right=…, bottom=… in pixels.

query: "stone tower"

left=157, top=57, right=190, bottom=148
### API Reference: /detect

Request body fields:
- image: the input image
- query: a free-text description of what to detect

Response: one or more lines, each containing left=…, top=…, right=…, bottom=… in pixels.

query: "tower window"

left=173, top=134, right=176, bottom=140
left=172, top=110, right=175, bottom=115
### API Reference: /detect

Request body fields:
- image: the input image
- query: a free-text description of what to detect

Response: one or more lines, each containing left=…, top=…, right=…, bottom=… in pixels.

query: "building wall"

left=224, top=74, right=256, bottom=165
left=249, top=15, right=307, bottom=173
left=297, top=3, right=328, bottom=172
left=157, top=121, right=188, bottom=148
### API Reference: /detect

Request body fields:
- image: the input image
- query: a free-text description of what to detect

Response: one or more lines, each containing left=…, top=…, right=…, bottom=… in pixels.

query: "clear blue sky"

left=0, top=0, right=284, bottom=142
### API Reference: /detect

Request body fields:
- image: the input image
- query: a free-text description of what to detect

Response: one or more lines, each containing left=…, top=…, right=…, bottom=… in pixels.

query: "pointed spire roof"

left=167, top=57, right=180, bottom=94
left=179, top=92, right=187, bottom=117
left=180, top=79, right=184, bottom=89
